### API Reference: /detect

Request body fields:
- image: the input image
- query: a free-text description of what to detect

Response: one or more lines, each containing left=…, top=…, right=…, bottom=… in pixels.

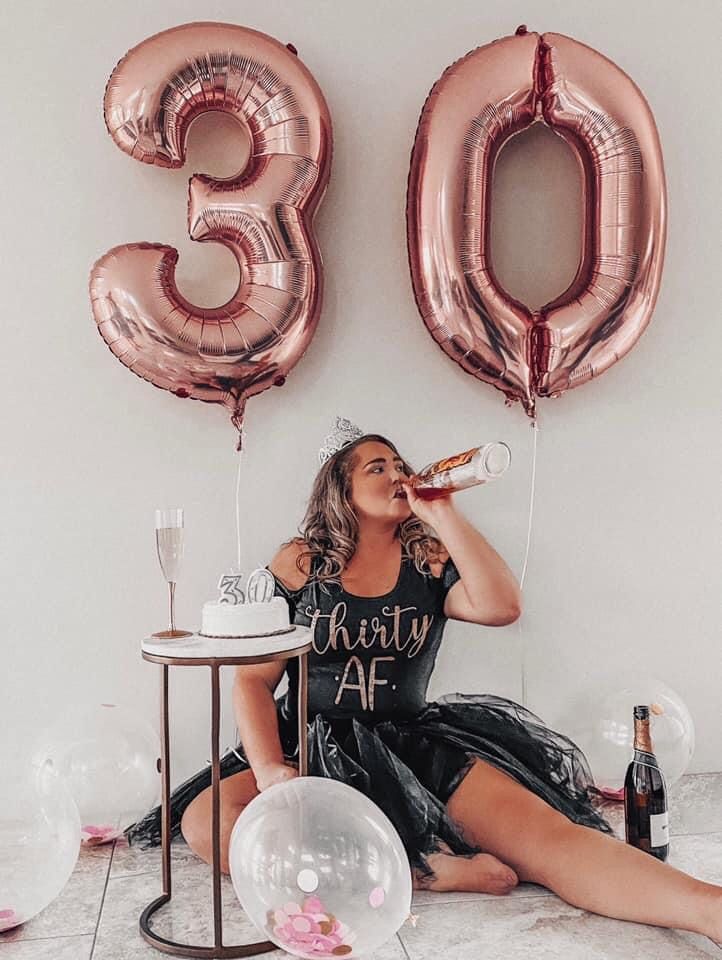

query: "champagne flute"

left=152, top=508, right=193, bottom=639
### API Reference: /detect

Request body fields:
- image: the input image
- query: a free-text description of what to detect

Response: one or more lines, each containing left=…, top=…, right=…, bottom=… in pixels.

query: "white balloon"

left=584, top=678, right=695, bottom=791
left=34, top=703, right=159, bottom=844
left=230, top=777, right=412, bottom=959
left=0, top=757, right=80, bottom=931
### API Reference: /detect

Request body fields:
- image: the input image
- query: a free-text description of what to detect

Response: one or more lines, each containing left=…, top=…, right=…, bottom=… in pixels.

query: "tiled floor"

left=2, top=773, right=722, bottom=959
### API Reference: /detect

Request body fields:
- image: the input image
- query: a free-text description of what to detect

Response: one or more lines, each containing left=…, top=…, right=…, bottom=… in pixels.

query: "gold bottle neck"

left=633, top=717, right=654, bottom=754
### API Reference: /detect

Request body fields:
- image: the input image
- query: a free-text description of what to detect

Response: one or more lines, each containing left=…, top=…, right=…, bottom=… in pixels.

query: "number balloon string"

left=517, top=416, right=539, bottom=708
left=235, top=446, right=243, bottom=575
left=518, top=417, right=538, bottom=593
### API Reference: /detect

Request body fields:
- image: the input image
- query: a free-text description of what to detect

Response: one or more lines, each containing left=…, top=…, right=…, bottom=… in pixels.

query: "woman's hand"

left=254, top=761, right=299, bottom=792
left=401, top=480, right=456, bottom=528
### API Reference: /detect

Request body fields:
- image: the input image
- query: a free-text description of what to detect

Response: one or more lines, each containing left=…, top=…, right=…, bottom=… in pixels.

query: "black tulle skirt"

left=126, top=692, right=614, bottom=878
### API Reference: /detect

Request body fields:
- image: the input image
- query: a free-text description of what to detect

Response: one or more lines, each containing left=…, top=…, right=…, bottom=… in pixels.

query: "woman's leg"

left=181, top=766, right=519, bottom=894
left=180, top=768, right=259, bottom=875
left=446, top=758, right=722, bottom=940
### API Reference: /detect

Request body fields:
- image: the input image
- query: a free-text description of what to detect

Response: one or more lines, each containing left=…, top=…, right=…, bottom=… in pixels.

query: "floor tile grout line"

left=0, top=933, right=96, bottom=946
left=396, top=930, right=412, bottom=959
left=412, top=890, right=554, bottom=906
left=89, top=839, right=117, bottom=959
left=108, top=869, right=160, bottom=881
left=412, top=892, right=558, bottom=911
left=412, top=895, right=554, bottom=907
left=671, top=830, right=722, bottom=839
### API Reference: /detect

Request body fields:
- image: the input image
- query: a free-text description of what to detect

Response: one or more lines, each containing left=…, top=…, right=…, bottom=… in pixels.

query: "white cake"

left=200, top=596, right=291, bottom=638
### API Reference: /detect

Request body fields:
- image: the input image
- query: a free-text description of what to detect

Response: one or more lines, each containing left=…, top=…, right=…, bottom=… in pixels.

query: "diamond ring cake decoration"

left=200, top=568, right=294, bottom=639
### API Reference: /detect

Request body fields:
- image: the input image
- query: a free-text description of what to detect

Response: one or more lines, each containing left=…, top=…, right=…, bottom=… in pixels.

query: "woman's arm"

left=231, top=540, right=310, bottom=790
left=233, top=662, right=297, bottom=790
left=402, top=482, right=522, bottom=626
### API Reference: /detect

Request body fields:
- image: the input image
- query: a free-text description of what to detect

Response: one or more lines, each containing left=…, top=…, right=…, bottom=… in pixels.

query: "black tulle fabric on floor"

left=126, top=691, right=614, bottom=877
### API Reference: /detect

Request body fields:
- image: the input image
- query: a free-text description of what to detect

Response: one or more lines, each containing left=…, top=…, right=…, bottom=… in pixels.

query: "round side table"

left=139, top=628, right=312, bottom=959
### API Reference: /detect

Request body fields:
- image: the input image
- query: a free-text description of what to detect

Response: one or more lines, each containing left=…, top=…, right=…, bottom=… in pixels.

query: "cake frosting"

left=200, top=596, right=291, bottom=638
left=199, top=568, right=293, bottom=638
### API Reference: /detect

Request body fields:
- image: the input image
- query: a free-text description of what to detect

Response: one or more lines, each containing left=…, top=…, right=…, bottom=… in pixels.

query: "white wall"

left=2, top=0, right=719, bottom=787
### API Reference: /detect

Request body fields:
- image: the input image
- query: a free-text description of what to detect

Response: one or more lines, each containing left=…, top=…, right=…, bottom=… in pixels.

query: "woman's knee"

left=446, top=759, right=583, bottom=878
left=180, top=774, right=258, bottom=871
left=180, top=788, right=212, bottom=857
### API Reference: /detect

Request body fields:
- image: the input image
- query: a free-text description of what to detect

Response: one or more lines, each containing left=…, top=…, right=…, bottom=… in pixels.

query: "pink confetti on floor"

left=81, top=824, right=120, bottom=845
left=0, top=909, right=19, bottom=932
left=270, top=896, right=355, bottom=957
left=598, top=786, right=625, bottom=802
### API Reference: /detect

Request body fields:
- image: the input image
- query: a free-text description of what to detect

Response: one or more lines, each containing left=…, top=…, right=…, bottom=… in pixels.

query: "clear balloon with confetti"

left=229, top=777, right=412, bottom=958
left=34, top=703, right=159, bottom=845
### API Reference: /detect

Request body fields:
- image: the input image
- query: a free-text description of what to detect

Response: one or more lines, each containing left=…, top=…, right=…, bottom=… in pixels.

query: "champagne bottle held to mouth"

left=409, top=442, right=511, bottom=499
left=624, top=704, right=669, bottom=861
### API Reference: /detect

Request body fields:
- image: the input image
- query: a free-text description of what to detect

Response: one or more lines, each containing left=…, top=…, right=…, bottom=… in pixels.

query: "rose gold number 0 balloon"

left=407, top=26, right=667, bottom=418
left=89, top=23, right=332, bottom=447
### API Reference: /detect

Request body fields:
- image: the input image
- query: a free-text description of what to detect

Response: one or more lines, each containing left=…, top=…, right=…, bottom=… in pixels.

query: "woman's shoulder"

left=268, top=538, right=312, bottom=592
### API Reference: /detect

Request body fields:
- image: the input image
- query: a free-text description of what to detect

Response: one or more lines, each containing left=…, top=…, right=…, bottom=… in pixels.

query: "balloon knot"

left=230, top=397, right=247, bottom=451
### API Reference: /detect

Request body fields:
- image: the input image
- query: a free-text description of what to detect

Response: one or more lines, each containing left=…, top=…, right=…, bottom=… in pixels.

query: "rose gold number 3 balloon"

left=89, top=23, right=332, bottom=447
left=407, top=26, right=667, bottom=418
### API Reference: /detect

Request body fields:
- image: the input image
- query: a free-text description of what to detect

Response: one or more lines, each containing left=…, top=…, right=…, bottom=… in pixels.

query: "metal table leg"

left=140, top=654, right=312, bottom=959
left=298, top=651, right=308, bottom=776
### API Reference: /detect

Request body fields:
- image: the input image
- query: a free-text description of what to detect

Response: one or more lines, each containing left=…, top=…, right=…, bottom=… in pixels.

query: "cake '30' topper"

left=218, top=575, right=245, bottom=605
left=218, top=568, right=276, bottom=605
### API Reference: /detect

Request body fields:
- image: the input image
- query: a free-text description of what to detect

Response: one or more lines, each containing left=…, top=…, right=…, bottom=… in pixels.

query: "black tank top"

left=271, top=554, right=461, bottom=721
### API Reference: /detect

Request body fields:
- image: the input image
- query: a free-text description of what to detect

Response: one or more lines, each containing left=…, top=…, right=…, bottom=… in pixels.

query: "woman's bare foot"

left=413, top=843, right=519, bottom=896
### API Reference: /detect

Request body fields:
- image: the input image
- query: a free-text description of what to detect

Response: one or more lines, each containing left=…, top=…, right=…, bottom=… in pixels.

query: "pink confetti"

left=0, top=909, right=18, bottom=932
left=81, top=824, right=119, bottom=845
left=368, top=886, right=385, bottom=908
left=270, top=894, right=355, bottom=957
left=598, top=786, right=625, bottom=802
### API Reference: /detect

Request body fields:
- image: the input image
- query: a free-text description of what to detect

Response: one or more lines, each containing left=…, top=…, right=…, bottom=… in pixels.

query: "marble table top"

left=141, top=626, right=312, bottom=663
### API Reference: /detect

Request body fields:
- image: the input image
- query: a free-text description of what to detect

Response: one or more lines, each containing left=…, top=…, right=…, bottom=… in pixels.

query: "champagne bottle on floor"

left=624, top=705, right=669, bottom=861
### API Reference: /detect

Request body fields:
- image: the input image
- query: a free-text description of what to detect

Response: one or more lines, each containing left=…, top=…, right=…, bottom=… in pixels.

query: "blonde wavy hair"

left=284, top=434, right=445, bottom=588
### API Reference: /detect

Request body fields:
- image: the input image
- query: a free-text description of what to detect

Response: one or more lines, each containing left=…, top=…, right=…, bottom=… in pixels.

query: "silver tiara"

left=319, top=417, right=365, bottom=465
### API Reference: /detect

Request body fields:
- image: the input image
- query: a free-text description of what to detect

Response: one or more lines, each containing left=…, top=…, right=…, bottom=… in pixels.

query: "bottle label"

left=650, top=811, right=669, bottom=848
left=425, top=448, right=476, bottom=475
